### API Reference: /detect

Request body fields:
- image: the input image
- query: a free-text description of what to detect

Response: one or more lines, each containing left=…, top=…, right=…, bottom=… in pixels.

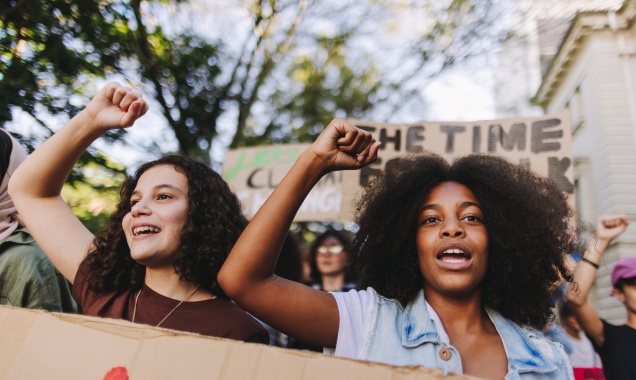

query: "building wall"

left=493, top=0, right=624, bottom=118
left=542, top=23, right=636, bottom=323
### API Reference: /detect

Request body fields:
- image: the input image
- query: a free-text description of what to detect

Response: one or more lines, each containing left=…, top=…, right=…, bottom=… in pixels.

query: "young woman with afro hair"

left=220, top=118, right=581, bottom=379
left=9, top=83, right=268, bottom=343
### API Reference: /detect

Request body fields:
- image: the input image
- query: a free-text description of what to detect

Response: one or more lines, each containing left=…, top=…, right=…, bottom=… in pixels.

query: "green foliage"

left=0, top=0, right=136, bottom=145
left=140, top=30, right=224, bottom=160
left=62, top=154, right=126, bottom=233
left=242, top=33, right=380, bottom=146
left=1, top=0, right=508, bottom=231
left=2, top=0, right=505, bottom=162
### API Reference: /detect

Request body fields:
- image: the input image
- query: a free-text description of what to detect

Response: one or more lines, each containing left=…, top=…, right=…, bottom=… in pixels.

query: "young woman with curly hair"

left=219, top=118, right=581, bottom=379
left=9, top=83, right=268, bottom=343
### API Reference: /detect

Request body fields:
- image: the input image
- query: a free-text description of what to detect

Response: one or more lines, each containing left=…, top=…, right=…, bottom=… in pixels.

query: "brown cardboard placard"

left=0, top=305, right=475, bottom=379
left=223, top=144, right=344, bottom=221
left=223, top=113, right=572, bottom=222
left=341, top=113, right=573, bottom=220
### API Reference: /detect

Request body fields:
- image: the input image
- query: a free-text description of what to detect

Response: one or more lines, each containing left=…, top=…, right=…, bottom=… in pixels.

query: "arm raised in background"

left=8, top=82, right=148, bottom=283
left=565, top=215, right=629, bottom=347
left=218, top=119, right=380, bottom=348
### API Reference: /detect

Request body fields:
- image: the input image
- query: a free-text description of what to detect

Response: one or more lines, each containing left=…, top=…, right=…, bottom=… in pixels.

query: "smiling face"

left=122, top=164, right=189, bottom=270
left=416, top=181, right=488, bottom=299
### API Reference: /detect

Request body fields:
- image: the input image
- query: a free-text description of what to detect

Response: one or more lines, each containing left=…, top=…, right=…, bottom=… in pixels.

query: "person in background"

left=219, top=118, right=579, bottom=379
left=548, top=301, right=604, bottom=379
left=8, top=83, right=268, bottom=343
left=301, top=249, right=312, bottom=284
left=286, top=229, right=357, bottom=352
left=307, top=229, right=356, bottom=292
left=263, top=232, right=304, bottom=347
left=274, top=232, right=304, bottom=285
left=566, top=215, right=634, bottom=380
left=0, top=129, right=76, bottom=312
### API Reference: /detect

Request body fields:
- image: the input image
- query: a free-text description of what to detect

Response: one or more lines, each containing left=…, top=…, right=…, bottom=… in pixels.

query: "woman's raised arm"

left=8, top=83, right=148, bottom=283
left=218, top=119, right=380, bottom=348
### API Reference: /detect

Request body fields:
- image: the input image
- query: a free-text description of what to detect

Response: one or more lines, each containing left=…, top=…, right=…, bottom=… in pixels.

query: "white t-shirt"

left=327, top=287, right=448, bottom=359
left=569, top=331, right=602, bottom=368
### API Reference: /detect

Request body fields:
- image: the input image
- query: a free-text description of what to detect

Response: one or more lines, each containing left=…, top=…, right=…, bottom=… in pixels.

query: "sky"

left=423, top=70, right=496, bottom=122
left=9, top=0, right=619, bottom=171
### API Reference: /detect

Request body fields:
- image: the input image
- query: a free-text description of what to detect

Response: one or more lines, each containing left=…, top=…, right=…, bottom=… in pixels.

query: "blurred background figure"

left=286, top=229, right=357, bottom=352
left=0, top=129, right=76, bottom=312
left=262, top=232, right=305, bottom=347
left=557, top=301, right=604, bottom=379
left=274, top=232, right=304, bottom=285
left=307, top=229, right=356, bottom=292
left=560, top=300, right=602, bottom=368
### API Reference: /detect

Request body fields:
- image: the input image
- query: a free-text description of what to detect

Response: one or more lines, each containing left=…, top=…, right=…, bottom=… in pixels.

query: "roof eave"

left=536, top=0, right=636, bottom=108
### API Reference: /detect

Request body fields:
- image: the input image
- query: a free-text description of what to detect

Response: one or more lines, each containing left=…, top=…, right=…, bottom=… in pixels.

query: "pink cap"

left=611, top=257, right=636, bottom=287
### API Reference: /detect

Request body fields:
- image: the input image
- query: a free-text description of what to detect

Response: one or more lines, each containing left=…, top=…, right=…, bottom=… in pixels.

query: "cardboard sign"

left=223, top=144, right=343, bottom=221
left=0, top=306, right=474, bottom=380
left=223, top=113, right=572, bottom=222
left=341, top=113, right=573, bottom=220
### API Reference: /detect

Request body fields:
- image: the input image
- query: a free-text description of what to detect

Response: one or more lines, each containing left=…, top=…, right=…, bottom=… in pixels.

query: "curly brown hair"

left=83, top=155, right=247, bottom=298
left=351, top=153, right=583, bottom=329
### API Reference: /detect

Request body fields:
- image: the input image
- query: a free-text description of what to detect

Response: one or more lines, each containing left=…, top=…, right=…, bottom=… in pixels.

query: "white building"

left=535, top=0, right=636, bottom=323
left=493, top=0, right=624, bottom=118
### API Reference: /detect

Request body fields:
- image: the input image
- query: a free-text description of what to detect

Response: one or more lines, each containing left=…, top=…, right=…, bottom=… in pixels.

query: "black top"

left=593, top=320, right=636, bottom=380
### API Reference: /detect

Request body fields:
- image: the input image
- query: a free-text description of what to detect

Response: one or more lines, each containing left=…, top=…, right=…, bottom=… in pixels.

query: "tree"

left=158, top=0, right=507, bottom=152
left=2, top=0, right=510, bottom=234
left=62, top=154, right=127, bottom=233
left=2, top=0, right=507, bottom=164
left=0, top=0, right=137, bottom=147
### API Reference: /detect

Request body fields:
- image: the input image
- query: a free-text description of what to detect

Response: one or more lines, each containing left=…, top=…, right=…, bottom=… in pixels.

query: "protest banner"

left=0, top=305, right=475, bottom=380
left=339, top=112, right=573, bottom=220
left=223, top=113, right=572, bottom=222
left=223, top=144, right=343, bottom=221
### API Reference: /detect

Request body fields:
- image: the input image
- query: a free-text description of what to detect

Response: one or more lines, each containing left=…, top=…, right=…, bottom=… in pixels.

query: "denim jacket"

left=363, top=290, right=573, bottom=379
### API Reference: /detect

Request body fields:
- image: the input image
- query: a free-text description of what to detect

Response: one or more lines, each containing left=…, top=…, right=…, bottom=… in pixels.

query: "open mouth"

left=133, top=226, right=161, bottom=236
left=437, top=248, right=471, bottom=263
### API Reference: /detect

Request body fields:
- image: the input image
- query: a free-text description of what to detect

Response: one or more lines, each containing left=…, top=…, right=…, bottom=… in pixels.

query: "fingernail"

left=357, top=155, right=366, bottom=162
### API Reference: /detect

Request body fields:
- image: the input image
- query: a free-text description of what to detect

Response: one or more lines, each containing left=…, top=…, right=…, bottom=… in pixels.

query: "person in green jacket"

left=0, top=128, right=76, bottom=312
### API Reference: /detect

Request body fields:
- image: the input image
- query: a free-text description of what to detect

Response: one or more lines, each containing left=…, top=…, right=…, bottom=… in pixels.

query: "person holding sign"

left=219, top=119, right=578, bottom=379
left=8, top=83, right=268, bottom=343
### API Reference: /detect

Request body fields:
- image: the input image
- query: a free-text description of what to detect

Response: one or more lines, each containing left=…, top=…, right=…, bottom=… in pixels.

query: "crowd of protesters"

left=1, top=83, right=634, bottom=379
